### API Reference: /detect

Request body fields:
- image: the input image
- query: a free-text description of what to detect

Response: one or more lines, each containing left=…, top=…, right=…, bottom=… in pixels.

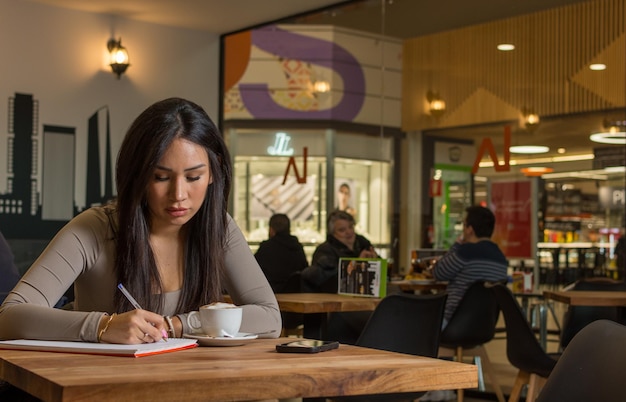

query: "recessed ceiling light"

left=497, top=43, right=515, bottom=51
left=589, top=63, right=606, bottom=71
left=509, top=145, right=550, bottom=154
left=557, top=148, right=566, bottom=154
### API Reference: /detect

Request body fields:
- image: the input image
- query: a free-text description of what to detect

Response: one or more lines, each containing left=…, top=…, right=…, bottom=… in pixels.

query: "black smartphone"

left=276, top=339, right=340, bottom=353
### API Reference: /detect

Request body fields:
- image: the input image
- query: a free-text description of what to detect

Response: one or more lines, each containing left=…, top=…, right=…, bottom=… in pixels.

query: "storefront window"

left=227, top=128, right=393, bottom=260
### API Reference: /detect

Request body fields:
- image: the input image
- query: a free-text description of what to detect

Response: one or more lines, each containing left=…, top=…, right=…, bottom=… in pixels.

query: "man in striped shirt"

left=430, top=206, right=508, bottom=327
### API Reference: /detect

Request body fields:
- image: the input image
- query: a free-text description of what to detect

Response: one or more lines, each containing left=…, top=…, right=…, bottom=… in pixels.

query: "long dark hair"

left=113, top=97, right=231, bottom=314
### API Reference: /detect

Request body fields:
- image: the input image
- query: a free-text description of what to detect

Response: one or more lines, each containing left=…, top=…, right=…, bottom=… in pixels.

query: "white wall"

left=0, top=0, right=220, bottom=210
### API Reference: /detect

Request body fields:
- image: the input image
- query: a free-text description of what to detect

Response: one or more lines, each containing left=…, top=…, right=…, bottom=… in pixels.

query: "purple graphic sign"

left=240, top=25, right=365, bottom=121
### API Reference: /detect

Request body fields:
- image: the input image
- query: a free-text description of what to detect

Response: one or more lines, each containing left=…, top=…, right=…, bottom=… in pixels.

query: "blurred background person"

left=301, top=210, right=377, bottom=344
left=429, top=205, right=508, bottom=328
left=301, top=210, right=376, bottom=293
left=255, top=213, right=308, bottom=293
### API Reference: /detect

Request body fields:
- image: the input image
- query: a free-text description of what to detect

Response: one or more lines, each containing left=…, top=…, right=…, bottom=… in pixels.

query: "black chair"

left=488, top=283, right=560, bottom=402
left=330, top=292, right=448, bottom=401
left=559, top=278, right=626, bottom=349
left=439, top=281, right=505, bottom=402
left=537, top=320, right=626, bottom=402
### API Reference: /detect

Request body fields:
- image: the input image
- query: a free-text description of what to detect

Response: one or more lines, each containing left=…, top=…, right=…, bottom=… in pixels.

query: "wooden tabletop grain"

left=0, top=337, right=477, bottom=402
left=273, top=293, right=381, bottom=313
left=543, top=290, right=626, bottom=306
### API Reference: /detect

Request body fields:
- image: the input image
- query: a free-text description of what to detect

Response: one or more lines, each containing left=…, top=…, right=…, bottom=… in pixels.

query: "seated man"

left=430, top=205, right=508, bottom=327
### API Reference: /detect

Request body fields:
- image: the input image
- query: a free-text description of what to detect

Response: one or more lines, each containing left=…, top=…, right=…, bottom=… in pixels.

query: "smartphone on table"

left=276, top=339, right=340, bottom=353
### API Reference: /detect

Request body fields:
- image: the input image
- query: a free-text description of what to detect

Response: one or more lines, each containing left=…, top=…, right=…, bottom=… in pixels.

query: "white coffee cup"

left=187, top=302, right=242, bottom=337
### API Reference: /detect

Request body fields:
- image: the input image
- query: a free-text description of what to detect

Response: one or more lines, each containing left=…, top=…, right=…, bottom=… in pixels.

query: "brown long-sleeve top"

left=0, top=207, right=281, bottom=342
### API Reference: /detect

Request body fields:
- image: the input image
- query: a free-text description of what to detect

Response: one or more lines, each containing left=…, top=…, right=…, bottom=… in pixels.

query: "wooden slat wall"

left=402, top=0, right=625, bottom=131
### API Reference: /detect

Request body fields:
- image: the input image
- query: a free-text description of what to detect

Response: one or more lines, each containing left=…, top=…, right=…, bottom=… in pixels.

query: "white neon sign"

left=267, top=132, right=294, bottom=156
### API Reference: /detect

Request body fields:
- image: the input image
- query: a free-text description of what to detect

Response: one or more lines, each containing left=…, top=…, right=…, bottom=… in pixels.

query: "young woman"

left=0, top=98, right=280, bottom=343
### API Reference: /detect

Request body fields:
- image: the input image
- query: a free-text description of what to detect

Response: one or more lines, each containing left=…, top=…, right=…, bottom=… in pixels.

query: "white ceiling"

left=23, top=0, right=343, bottom=34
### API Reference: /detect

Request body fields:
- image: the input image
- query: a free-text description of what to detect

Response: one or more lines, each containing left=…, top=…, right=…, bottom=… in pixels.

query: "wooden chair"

left=489, top=283, right=560, bottom=402
left=439, top=281, right=505, bottom=402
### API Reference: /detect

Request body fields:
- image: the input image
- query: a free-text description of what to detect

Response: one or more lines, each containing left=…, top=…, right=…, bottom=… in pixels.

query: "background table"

left=543, top=290, right=626, bottom=306
left=513, top=291, right=561, bottom=350
left=388, top=280, right=448, bottom=294
left=0, top=337, right=477, bottom=402
left=275, top=293, right=381, bottom=338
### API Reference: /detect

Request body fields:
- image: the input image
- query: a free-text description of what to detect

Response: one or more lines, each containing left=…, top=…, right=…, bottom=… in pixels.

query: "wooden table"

left=389, top=280, right=448, bottom=293
left=275, top=293, right=381, bottom=339
left=543, top=290, right=626, bottom=306
left=0, top=337, right=477, bottom=402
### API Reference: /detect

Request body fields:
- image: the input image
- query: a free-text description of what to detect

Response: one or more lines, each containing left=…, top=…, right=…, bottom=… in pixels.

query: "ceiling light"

left=497, top=43, right=515, bottom=51
left=479, top=153, right=594, bottom=168
left=590, top=120, right=626, bottom=144
left=604, top=166, right=626, bottom=173
left=312, top=80, right=330, bottom=93
left=521, top=167, right=554, bottom=176
left=589, top=63, right=606, bottom=71
left=509, top=145, right=550, bottom=154
left=557, top=148, right=566, bottom=154
left=590, top=131, right=626, bottom=144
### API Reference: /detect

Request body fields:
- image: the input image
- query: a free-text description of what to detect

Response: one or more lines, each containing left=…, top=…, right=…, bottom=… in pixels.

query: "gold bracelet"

left=97, top=313, right=116, bottom=343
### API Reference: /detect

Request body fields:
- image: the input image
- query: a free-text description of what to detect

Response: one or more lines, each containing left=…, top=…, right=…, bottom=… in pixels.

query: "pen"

left=117, top=283, right=143, bottom=310
left=117, top=283, right=168, bottom=342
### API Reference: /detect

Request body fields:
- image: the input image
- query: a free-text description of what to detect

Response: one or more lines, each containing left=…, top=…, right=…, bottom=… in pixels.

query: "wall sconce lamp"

left=426, top=90, right=446, bottom=118
left=107, top=38, right=130, bottom=79
left=522, top=107, right=540, bottom=132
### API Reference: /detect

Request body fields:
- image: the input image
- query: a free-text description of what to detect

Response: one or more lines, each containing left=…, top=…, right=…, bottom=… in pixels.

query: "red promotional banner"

left=490, top=181, right=532, bottom=258
left=429, top=179, right=442, bottom=197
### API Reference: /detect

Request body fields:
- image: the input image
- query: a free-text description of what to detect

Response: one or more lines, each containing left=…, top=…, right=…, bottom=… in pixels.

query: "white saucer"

left=183, top=332, right=258, bottom=347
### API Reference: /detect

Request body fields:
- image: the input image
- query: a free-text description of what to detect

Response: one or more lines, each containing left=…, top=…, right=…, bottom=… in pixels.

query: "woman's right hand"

left=359, top=247, right=377, bottom=259
left=98, top=309, right=168, bottom=344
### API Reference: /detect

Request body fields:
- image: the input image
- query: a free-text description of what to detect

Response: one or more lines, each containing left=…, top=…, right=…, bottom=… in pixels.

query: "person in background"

left=301, top=210, right=377, bottom=344
left=302, top=210, right=377, bottom=292
left=0, top=231, right=20, bottom=303
left=0, top=97, right=281, bottom=344
left=429, top=205, right=508, bottom=327
left=254, top=213, right=308, bottom=293
left=336, top=182, right=356, bottom=217
left=420, top=205, right=508, bottom=402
